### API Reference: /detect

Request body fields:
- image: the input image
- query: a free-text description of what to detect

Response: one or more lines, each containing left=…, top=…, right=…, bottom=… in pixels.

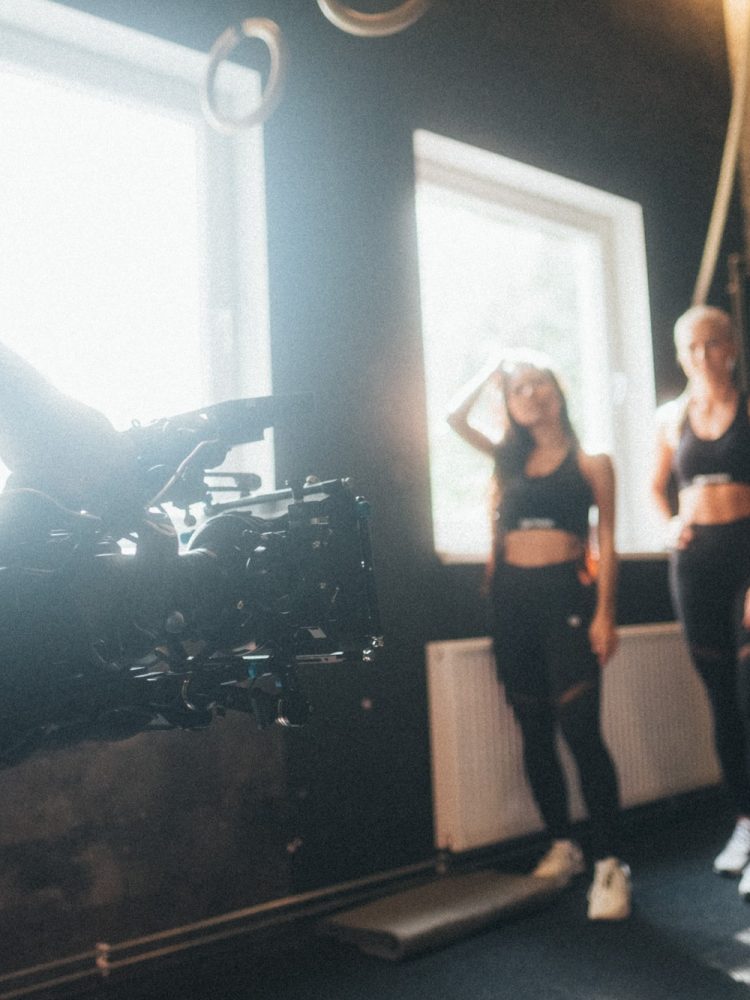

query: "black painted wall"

left=1, top=0, right=741, bottom=975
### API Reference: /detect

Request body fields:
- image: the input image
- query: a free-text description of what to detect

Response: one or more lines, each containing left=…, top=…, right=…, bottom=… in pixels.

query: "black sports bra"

left=674, top=394, right=750, bottom=490
left=496, top=448, right=594, bottom=540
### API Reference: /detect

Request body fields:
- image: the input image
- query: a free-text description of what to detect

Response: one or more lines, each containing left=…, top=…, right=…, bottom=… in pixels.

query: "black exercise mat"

left=318, top=870, right=561, bottom=960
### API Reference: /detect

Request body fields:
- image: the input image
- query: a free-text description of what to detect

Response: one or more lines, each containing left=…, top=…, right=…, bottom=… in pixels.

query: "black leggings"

left=670, top=519, right=750, bottom=816
left=492, top=561, right=621, bottom=859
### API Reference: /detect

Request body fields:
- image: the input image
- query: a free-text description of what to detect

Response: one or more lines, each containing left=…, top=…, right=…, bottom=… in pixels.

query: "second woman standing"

left=652, top=305, right=750, bottom=898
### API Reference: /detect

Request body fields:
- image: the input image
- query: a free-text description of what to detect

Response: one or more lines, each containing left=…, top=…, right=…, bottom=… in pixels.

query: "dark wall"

left=4, top=0, right=740, bottom=972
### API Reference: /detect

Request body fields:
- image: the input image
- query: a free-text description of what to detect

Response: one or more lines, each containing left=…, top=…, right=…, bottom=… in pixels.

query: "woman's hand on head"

left=478, top=352, right=504, bottom=388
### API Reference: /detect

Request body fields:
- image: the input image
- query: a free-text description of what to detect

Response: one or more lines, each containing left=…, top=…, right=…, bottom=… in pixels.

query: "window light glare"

left=414, top=130, right=658, bottom=558
left=0, top=67, right=204, bottom=430
left=0, top=0, right=273, bottom=498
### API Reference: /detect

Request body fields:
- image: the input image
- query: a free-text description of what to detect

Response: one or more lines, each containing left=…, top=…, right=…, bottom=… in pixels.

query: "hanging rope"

left=693, top=3, right=750, bottom=305
left=317, top=0, right=431, bottom=38
left=201, top=18, right=286, bottom=134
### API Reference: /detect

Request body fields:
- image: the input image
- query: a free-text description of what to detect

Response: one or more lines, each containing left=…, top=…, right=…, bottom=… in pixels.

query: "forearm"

left=446, top=361, right=498, bottom=454
left=449, top=355, right=502, bottom=420
left=651, top=431, right=678, bottom=524
left=651, top=486, right=675, bottom=523
left=595, top=543, right=618, bottom=620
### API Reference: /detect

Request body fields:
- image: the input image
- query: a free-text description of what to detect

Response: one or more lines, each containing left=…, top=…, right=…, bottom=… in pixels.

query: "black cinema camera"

left=0, top=347, right=381, bottom=766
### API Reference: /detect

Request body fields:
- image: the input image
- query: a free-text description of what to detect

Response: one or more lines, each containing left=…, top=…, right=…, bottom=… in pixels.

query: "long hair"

left=493, top=349, right=578, bottom=479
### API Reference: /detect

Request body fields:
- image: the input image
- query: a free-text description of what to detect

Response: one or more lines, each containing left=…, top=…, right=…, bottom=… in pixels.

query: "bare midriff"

left=503, top=529, right=585, bottom=567
left=678, top=481, right=750, bottom=525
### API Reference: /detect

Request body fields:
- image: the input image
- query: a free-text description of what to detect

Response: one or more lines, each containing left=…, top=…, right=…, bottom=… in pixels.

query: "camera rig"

left=0, top=377, right=382, bottom=767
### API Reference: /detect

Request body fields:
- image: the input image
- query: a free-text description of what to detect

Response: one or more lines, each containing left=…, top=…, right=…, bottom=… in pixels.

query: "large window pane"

left=0, top=0, right=272, bottom=494
left=415, top=130, right=660, bottom=559
left=0, top=68, right=205, bottom=429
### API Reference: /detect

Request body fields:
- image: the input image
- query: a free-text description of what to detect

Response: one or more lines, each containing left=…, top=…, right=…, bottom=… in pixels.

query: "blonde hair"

left=663, top=305, right=737, bottom=446
left=673, top=305, right=733, bottom=347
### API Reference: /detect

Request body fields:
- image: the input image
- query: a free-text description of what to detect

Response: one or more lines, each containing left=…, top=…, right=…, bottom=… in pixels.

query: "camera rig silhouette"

left=0, top=345, right=381, bottom=766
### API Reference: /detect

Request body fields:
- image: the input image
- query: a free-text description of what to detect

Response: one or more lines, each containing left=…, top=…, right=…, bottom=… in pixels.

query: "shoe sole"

left=714, top=865, right=744, bottom=878
left=588, top=907, right=631, bottom=921
left=531, top=860, right=586, bottom=882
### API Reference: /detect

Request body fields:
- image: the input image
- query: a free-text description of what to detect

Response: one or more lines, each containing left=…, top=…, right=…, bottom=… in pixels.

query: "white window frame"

left=415, top=129, right=662, bottom=557
left=0, top=0, right=273, bottom=484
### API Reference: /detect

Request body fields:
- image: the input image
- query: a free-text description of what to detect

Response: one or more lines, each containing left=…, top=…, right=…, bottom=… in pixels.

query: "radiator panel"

left=427, top=624, right=721, bottom=853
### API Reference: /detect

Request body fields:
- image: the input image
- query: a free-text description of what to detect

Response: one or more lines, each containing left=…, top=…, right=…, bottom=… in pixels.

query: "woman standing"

left=448, top=350, right=630, bottom=921
left=652, top=305, right=750, bottom=898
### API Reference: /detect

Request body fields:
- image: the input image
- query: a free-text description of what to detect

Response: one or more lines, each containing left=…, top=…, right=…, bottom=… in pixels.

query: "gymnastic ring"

left=201, top=18, right=286, bottom=134
left=317, top=0, right=431, bottom=38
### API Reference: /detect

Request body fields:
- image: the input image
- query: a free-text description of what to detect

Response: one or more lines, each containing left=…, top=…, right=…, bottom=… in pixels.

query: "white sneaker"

left=532, top=839, right=585, bottom=885
left=587, top=857, right=632, bottom=921
left=739, top=863, right=750, bottom=900
left=714, top=818, right=750, bottom=876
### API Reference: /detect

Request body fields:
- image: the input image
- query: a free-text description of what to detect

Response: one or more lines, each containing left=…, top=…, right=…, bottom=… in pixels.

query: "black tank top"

left=674, top=394, right=750, bottom=489
left=496, top=448, right=594, bottom=540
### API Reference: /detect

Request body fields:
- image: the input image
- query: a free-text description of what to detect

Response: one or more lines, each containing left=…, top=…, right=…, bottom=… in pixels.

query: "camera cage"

left=0, top=397, right=382, bottom=766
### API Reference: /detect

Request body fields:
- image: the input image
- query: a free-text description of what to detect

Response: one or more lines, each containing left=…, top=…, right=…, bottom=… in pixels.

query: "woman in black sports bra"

left=652, top=305, right=750, bottom=898
left=448, top=350, right=630, bottom=921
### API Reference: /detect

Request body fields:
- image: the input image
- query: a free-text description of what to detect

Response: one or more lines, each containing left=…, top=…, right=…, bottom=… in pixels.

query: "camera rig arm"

left=0, top=347, right=381, bottom=766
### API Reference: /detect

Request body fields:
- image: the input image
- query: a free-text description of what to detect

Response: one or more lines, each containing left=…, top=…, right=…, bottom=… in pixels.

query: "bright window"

left=414, top=130, right=661, bottom=560
left=0, top=0, right=272, bottom=491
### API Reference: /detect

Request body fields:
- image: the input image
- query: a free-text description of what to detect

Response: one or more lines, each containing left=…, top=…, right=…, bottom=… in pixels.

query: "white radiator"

left=426, top=623, right=721, bottom=853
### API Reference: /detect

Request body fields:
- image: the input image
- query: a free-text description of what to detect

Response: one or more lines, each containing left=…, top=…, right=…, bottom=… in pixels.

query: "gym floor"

left=88, top=789, right=750, bottom=1000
